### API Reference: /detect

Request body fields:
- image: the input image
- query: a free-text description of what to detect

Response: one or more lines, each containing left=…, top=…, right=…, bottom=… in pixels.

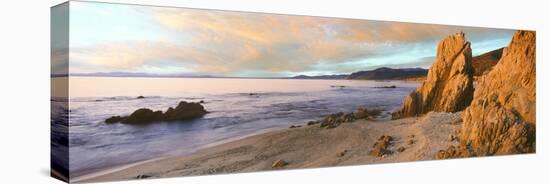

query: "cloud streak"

left=68, top=2, right=515, bottom=77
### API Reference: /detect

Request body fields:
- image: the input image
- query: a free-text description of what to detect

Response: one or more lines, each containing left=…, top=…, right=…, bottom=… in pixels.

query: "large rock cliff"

left=392, top=32, right=474, bottom=119
left=460, top=31, right=536, bottom=155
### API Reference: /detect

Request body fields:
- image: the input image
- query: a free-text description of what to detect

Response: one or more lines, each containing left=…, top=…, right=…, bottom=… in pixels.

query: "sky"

left=59, top=1, right=515, bottom=77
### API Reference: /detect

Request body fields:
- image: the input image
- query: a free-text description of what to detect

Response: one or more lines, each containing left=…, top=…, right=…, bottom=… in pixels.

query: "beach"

left=78, top=111, right=462, bottom=182
left=64, top=77, right=418, bottom=177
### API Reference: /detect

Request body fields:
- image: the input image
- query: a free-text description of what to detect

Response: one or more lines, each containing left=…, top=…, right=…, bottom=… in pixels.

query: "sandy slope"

left=79, top=112, right=462, bottom=183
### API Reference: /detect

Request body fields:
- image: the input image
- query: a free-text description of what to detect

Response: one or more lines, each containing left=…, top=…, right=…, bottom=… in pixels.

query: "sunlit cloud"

left=67, top=1, right=515, bottom=77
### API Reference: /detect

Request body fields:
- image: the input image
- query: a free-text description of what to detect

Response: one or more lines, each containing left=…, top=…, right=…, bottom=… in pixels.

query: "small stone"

left=378, top=135, right=393, bottom=143
left=136, top=174, right=152, bottom=179
left=407, top=139, right=415, bottom=145
left=448, top=135, right=456, bottom=142
left=289, top=125, right=302, bottom=129
left=337, top=150, right=348, bottom=157
left=272, top=159, right=288, bottom=168
left=436, top=150, right=449, bottom=159
left=397, top=147, right=406, bottom=152
left=370, top=146, right=392, bottom=157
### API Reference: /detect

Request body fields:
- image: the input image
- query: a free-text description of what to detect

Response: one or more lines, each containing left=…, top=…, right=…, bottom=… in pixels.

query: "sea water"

left=54, top=77, right=419, bottom=176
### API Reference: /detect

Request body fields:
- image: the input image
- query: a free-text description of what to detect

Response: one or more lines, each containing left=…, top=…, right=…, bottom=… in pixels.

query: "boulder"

left=460, top=31, right=536, bottom=156
left=105, top=101, right=207, bottom=124
left=392, top=32, right=474, bottom=119
left=353, top=107, right=370, bottom=119
left=122, top=108, right=164, bottom=124
left=163, top=101, right=208, bottom=121
left=105, top=116, right=125, bottom=124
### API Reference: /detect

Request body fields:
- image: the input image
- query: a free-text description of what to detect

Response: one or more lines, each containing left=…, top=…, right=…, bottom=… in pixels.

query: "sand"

left=77, top=112, right=462, bottom=183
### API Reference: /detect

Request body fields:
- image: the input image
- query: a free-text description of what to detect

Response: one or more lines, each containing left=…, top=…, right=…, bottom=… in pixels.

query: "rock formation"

left=105, top=101, right=208, bottom=124
left=460, top=31, right=536, bottom=155
left=392, top=32, right=475, bottom=119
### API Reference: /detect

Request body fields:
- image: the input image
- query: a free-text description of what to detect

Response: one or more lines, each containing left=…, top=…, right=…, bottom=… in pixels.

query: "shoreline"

left=71, top=127, right=284, bottom=182
left=79, top=111, right=463, bottom=183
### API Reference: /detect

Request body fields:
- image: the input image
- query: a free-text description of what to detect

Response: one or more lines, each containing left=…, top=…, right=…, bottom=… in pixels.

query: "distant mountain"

left=346, top=67, right=428, bottom=80
left=472, top=48, right=504, bottom=76
left=290, top=74, right=348, bottom=80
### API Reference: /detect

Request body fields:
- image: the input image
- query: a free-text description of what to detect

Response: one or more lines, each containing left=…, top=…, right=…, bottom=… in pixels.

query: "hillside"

left=472, top=48, right=504, bottom=76
left=346, top=67, right=428, bottom=80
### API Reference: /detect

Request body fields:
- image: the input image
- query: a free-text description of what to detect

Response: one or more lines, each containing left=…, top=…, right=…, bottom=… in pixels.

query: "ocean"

left=53, top=77, right=419, bottom=176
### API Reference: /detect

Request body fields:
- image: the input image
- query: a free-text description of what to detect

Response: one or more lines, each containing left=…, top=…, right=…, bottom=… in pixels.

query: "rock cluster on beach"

left=307, top=107, right=381, bottom=129
left=392, top=32, right=474, bottom=119
left=105, top=101, right=207, bottom=124
left=459, top=31, right=536, bottom=156
left=370, top=135, right=394, bottom=157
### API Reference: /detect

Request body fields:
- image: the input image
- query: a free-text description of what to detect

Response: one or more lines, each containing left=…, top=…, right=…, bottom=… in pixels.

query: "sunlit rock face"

left=460, top=30, right=536, bottom=156
left=392, top=32, right=474, bottom=119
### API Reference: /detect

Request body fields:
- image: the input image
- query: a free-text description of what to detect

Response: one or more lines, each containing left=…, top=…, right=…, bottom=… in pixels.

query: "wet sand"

left=78, top=112, right=462, bottom=183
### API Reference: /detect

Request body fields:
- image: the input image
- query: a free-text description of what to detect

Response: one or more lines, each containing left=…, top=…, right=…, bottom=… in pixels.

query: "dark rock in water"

left=136, top=96, right=145, bottom=99
left=105, top=116, right=125, bottom=124
left=105, top=101, right=207, bottom=124
left=289, top=125, right=302, bottom=129
left=306, top=120, right=320, bottom=126
left=163, top=101, right=208, bottom=121
left=317, top=108, right=383, bottom=129
left=199, top=100, right=205, bottom=103
left=330, top=85, right=346, bottom=88
left=122, top=108, right=164, bottom=124
left=373, top=85, right=397, bottom=88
